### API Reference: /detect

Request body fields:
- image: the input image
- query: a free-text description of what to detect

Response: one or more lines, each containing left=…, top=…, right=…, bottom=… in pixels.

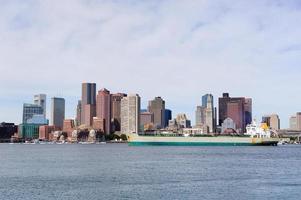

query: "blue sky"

left=1, top=0, right=301, bottom=128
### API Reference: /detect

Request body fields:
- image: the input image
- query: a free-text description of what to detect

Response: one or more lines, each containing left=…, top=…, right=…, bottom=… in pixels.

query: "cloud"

left=0, top=0, right=301, bottom=127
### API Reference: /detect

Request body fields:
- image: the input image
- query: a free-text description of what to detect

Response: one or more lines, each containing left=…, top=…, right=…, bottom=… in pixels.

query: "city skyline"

left=1, top=1, right=301, bottom=127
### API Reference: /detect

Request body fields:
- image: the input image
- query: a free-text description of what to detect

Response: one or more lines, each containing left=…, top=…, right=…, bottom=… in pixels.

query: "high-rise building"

left=121, top=94, right=140, bottom=134
left=148, top=97, right=165, bottom=129
left=111, top=93, right=127, bottom=132
left=50, top=97, right=65, bottom=129
left=164, top=109, right=172, bottom=127
left=244, top=98, right=252, bottom=126
left=176, top=114, right=191, bottom=128
left=22, top=103, right=44, bottom=124
left=75, top=100, right=82, bottom=126
left=262, top=114, right=280, bottom=130
left=270, top=114, right=280, bottom=130
left=34, top=94, right=46, bottom=117
left=218, top=93, right=250, bottom=133
left=296, top=112, right=301, bottom=130
left=290, top=115, right=297, bottom=130
left=204, top=94, right=214, bottom=132
left=81, top=83, right=96, bottom=126
left=140, top=111, right=154, bottom=130
left=96, top=88, right=111, bottom=135
left=226, top=101, right=245, bottom=133
left=195, top=106, right=205, bottom=127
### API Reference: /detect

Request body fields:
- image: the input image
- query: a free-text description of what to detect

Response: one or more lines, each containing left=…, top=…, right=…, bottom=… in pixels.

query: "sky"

left=1, top=0, right=301, bottom=128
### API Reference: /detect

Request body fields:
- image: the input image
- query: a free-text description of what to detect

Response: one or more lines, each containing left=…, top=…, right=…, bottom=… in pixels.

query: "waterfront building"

left=63, top=119, right=75, bottom=138
left=227, top=101, right=244, bottom=133
left=39, top=125, right=56, bottom=141
left=34, top=94, right=46, bottom=117
left=296, top=112, right=301, bottom=131
left=18, top=124, right=40, bottom=139
left=195, top=106, right=205, bottom=127
left=148, top=97, right=165, bottom=129
left=50, top=97, right=65, bottom=129
left=176, top=114, right=191, bottom=128
left=22, top=103, right=44, bottom=124
left=81, top=83, right=96, bottom=126
left=26, top=114, right=48, bottom=125
left=289, top=115, right=297, bottom=130
left=204, top=95, right=214, bottom=132
left=121, top=94, right=141, bottom=134
left=92, top=117, right=105, bottom=132
left=96, top=88, right=111, bottom=135
left=111, top=93, right=127, bottom=132
left=0, top=122, right=18, bottom=141
left=221, top=118, right=236, bottom=133
left=164, top=109, right=172, bottom=127
left=140, top=111, right=154, bottom=131
left=244, top=98, right=252, bottom=126
left=262, top=114, right=280, bottom=130
left=75, top=100, right=82, bottom=126
left=168, top=118, right=178, bottom=130
left=218, top=93, right=250, bottom=133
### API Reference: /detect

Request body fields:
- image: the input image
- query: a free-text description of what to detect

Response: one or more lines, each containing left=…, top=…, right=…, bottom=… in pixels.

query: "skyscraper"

left=148, top=97, right=165, bottom=129
left=81, top=83, right=96, bottom=126
left=195, top=106, right=205, bottom=127
left=205, top=94, right=214, bottom=132
left=227, top=101, right=244, bottom=133
left=22, top=103, right=44, bottom=123
left=290, top=115, right=297, bottom=130
left=111, top=93, right=127, bottom=132
left=262, top=114, right=280, bottom=130
left=34, top=94, right=46, bottom=117
left=121, top=94, right=140, bottom=134
left=244, top=98, right=252, bottom=126
left=296, top=112, right=301, bottom=130
left=75, top=100, right=81, bottom=126
left=164, top=109, right=172, bottom=127
left=218, top=93, right=250, bottom=133
left=96, top=88, right=111, bottom=135
left=50, top=97, right=65, bottom=129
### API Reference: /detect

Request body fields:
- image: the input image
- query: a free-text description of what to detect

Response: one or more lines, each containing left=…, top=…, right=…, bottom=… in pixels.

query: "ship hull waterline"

left=127, top=135, right=279, bottom=146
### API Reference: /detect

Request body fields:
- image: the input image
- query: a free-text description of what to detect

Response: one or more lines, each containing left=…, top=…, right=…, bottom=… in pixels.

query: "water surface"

left=0, top=144, right=300, bottom=200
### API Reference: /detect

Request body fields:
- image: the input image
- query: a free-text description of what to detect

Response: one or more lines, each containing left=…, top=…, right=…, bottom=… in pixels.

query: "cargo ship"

left=127, top=121, right=279, bottom=146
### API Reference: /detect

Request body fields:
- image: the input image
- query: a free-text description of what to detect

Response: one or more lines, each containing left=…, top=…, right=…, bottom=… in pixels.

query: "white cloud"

left=0, top=0, right=301, bottom=127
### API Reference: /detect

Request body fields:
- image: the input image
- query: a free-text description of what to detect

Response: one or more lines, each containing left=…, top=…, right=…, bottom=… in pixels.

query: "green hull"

left=129, top=141, right=277, bottom=146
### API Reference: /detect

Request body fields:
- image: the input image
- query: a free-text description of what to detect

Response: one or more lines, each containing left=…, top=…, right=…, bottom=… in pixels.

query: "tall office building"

left=121, top=94, right=140, bottom=134
left=75, top=100, right=81, bottom=126
left=140, top=111, right=154, bottom=130
left=164, top=109, right=172, bottom=127
left=50, top=97, right=65, bottom=129
left=290, top=115, right=297, bottom=130
left=34, top=94, right=46, bottom=117
left=111, top=93, right=127, bottom=132
left=22, top=103, right=44, bottom=123
left=262, top=114, right=280, bottom=130
left=218, top=93, right=250, bottom=133
left=81, top=83, right=96, bottom=126
left=148, top=97, right=165, bottom=129
left=226, top=101, right=245, bottom=133
left=296, top=112, right=301, bottom=130
left=195, top=106, right=205, bottom=127
left=96, top=88, right=111, bottom=135
left=244, top=98, right=252, bottom=126
left=205, top=95, right=214, bottom=133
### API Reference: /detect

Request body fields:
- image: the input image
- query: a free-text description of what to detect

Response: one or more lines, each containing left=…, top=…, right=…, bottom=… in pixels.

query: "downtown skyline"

left=1, top=1, right=301, bottom=127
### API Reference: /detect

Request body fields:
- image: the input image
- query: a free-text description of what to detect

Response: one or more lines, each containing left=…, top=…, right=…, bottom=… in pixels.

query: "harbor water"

left=0, top=144, right=301, bottom=200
